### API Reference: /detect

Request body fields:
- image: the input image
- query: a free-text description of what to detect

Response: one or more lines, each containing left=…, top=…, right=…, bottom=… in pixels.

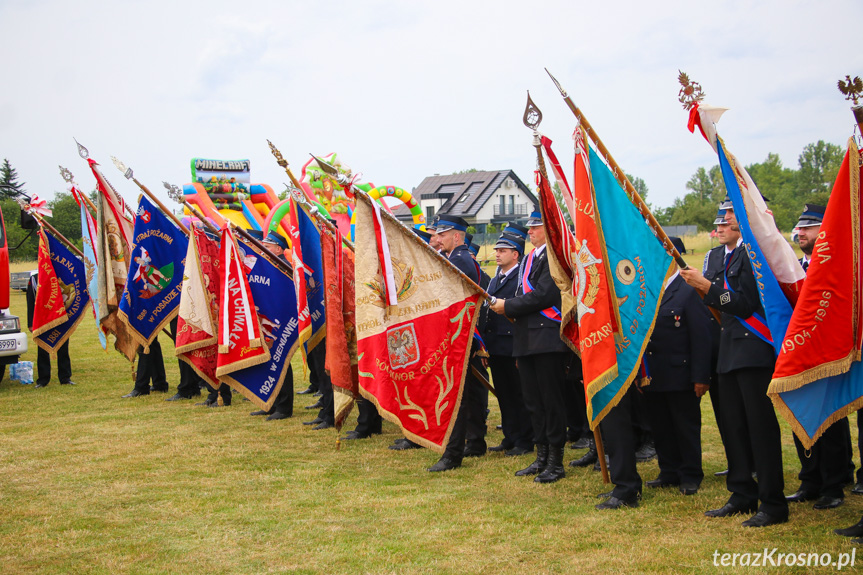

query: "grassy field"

left=1, top=253, right=860, bottom=574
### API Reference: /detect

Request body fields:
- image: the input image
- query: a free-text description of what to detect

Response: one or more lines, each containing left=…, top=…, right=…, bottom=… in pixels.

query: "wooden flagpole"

left=110, top=157, right=190, bottom=236
left=545, top=69, right=688, bottom=270
left=32, top=214, right=84, bottom=259
left=523, top=90, right=610, bottom=484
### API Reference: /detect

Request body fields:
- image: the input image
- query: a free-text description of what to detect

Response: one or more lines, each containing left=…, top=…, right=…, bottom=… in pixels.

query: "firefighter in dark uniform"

left=643, top=267, right=712, bottom=496
left=700, top=205, right=737, bottom=475
left=489, top=211, right=569, bottom=484
left=428, top=215, right=488, bottom=471
left=483, top=226, right=533, bottom=456
left=680, top=206, right=789, bottom=527
left=786, top=204, right=852, bottom=510
left=26, top=272, right=74, bottom=387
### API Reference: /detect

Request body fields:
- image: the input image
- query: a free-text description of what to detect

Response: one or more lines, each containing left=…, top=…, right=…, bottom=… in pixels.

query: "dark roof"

left=391, top=170, right=536, bottom=219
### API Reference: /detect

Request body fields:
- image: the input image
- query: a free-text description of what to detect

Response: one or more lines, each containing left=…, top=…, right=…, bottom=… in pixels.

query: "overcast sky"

left=1, top=0, right=861, bottom=212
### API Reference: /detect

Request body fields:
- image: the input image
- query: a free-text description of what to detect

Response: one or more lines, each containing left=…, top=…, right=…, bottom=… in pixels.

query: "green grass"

left=0, top=259, right=860, bottom=574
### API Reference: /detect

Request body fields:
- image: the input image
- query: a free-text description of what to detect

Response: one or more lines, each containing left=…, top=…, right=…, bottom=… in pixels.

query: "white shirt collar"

left=665, top=271, right=680, bottom=289
left=725, top=237, right=743, bottom=255
left=533, top=244, right=546, bottom=256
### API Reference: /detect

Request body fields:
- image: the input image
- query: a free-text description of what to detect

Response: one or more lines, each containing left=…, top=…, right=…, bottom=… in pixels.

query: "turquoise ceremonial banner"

left=587, top=151, right=675, bottom=427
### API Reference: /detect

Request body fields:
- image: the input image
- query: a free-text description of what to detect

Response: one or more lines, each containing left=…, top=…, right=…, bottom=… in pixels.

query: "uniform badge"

left=719, top=292, right=731, bottom=305
left=674, top=315, right=681, bottom=327
left=387, top=323, right=420, bottom=369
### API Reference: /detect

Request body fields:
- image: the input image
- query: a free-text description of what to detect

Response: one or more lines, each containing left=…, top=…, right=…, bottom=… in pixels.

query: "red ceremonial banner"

left=322, top=228, right=359, bottom=431
left=354, top=193, right=484, bottom=453
left=31, top=230, right=69, bottom=338
left=176, top=226, right=221, bottom=386
left=216, top=227, right=270, bottom=377
left=571, top=125, right=619, bottom=391
left=771, top=140, right=863, bottom=387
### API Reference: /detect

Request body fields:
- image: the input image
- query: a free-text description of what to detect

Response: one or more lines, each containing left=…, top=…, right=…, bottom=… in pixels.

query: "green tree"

left=0, top=198, right=38, bottom=261
left=664, top=165, right=725, bottom=231
left=0, top=159, right=26, bottom=199
left=485, top=223, right=498, bottom=234
left=745, top=153, right=796, bottom=231
left=794, top=140, right=844, bottom=208
left=550, top=181, right=572, bottom=227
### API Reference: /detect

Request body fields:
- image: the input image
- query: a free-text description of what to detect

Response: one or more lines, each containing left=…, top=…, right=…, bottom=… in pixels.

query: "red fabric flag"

left=216, top=227, right=270, bottom=377
left=176, top=226, right=221, bottom=386
left=571, top=125, right=619, bottom=390
left=536, top=136, right=579, bottom=352
left=31, top=230, right=69, bottom=338
left=354, top=193, right=484, bottom=453
left=322, top=228, right=359, bottom=431
left=770, top=139, right=863, bottom=388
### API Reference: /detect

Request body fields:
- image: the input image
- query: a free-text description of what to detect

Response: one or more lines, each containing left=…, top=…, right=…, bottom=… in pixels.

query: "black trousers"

left=706, top=369, right=730, bottom=468
left=793, top=417, right=851, bottom=499
left=36, top=340, right=71, bottom=385
left=135, top=337, right=167, bottom=393
left=176, top=360, right=203, bottom=398
left=719, top=367, right=788, bottom=518
left=443, top=358, right=488, bottom=461
left=308, top=344, right=334, bottom=425
left=354, top=396, right=382, bottom=435
left=600, top=385, right=641, bottom=500
left=645, top=389, right=703, bottom=485
left=488, top=355, right=533, bottom=450
left=563, top=354, right=590, bottom=442
left=517, top=352, right=568, bottom=448
left=267, top=365, right=294, bottom=416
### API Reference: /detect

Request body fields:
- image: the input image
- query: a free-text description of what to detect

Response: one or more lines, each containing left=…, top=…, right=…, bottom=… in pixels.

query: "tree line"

left=654, top=140, right=843, bottom=232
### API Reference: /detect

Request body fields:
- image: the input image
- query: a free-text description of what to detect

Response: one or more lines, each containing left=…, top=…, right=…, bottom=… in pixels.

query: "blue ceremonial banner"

left=221, top=243, right=300, bottom=410
left=79, top=193, right=107, bottom=350
left=118, top=195, right=188, bottom=350
left=587, top=151, right=674, bottom=426
left=717, top=138, right=793, bottom=355
left=35, top=231, right=91, bottom=354
left=297, top=203, right=326, bottom=354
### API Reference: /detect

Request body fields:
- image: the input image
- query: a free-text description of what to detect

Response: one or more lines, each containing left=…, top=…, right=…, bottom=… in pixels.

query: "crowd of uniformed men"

left=28, top=197, right=863, bottom=540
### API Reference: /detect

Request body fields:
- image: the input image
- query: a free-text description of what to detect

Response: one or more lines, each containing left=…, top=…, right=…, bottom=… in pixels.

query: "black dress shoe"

left=851, top=483, right=863, bottom=495
left=35, top=382, right=48, bottom=388
left=313, top=421, right=334, bottom=430
left=313, top=391, right=323, bottom=397
left=428, top=457, right=461, bottom=472
left=786, top=489, right=819, bottom=503
left=296, top=386, right=316, bottom=395
left=165, top=393, right=192, bottom=401
left=389, top=439, right=421, bottom=450
left=194, top=399, right=216, bottom=406
left=60, top=380, right=76, bottom=385
left=741, top=511, right=788, bottom=527
left=680, top=483, right=699, bottom=496
left=505, top=446, right=533, bottom=457
left=714, top=469, right=729, bottom=477
left=646, top=477, right=680, bottom=489
left=634, top=443, right=657, bottom=462
left=704, top=502, right=757, bottom=518
left=463, top=448, right=487, bottom=458
left=813, top=496, right=843, bottom=510
left=569, top=437, right=590, bottom=450
left=488, top=443, right=510, bottom=453
left=596, top=495, right=639, bottom=510
left=341, top=431, right=369, bottom=440
left=150, top=386, right=168, bottom=393
left=570, top=449, right=598, bottom=468
left=250, top=410, right=268, bottom=416
left=834, top=518, right=863, bottom=537
left=266, top=412, right=290, bottom=421
left=302, top=417, right=324, bottom=426
left=305, top=400, right=324, bottom=410
left=208, top=401, right=230, bottom=407
left=597, top=490, right=614, bottom=499
left=123, top=389, right=148, bottom=398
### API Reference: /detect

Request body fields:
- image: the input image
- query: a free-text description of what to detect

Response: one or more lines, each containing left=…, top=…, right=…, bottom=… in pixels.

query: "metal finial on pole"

left=74, top=138, right=90, bottom=159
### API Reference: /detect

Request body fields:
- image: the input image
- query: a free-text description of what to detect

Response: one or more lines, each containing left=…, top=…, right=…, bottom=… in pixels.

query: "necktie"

left=802, top=260, right=809, bottom=273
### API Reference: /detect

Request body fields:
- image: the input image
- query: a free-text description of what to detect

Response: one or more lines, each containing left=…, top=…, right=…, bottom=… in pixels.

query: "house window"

left=426, top=206, right=435, bottom=221
left=509, top=195, right=515, bottom=214
left=458, top=192, right=469, bottom=203
left=499, top=195, right=505, bottom=212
